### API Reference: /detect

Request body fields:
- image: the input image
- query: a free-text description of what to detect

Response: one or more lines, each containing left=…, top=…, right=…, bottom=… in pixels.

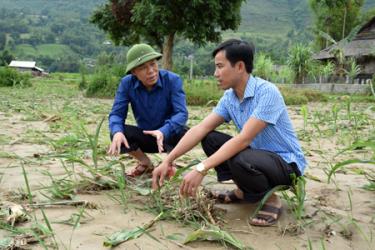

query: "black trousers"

left=111, top=125, right=188, bottom=154
left=201, top=130, right=301, bottom=202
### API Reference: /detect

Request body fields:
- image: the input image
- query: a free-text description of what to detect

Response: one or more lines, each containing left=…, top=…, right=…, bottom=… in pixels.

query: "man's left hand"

left=143, top=130, right=164, bottom=153
left=180, top=170, right=205, bottom=197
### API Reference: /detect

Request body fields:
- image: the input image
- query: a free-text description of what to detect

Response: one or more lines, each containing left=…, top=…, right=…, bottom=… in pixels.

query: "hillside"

left=1, top=0, right=374, bottom=71
left=239, top=0, right=375, bottom=36
left=239, top=0, right=310, bottom=35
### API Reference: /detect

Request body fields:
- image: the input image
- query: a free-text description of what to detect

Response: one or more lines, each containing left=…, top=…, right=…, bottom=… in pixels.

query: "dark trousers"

left=111, top=125, right=188, bottom=154
left=201, top=130, right=301, bottom=202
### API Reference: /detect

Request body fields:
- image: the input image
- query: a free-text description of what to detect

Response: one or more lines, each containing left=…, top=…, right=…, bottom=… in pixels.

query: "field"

left=14, top=44, right=74, bottom=59
left=0, top=74, right=374, bottom=249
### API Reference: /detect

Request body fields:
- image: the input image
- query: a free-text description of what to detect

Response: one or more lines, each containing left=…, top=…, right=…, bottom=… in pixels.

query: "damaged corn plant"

left=142, top=163, right=226, bottom=226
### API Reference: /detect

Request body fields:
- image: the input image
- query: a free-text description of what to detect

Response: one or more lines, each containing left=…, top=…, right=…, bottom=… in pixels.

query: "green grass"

left=36, top=44, right=74, bottom=57
left=14, top=44, right=74, bottom=58
left=14, top=44, right=37, bottom=56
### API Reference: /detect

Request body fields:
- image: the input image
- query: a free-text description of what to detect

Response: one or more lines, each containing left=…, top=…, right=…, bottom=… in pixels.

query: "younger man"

left=152, top=39, right=306, bottom=226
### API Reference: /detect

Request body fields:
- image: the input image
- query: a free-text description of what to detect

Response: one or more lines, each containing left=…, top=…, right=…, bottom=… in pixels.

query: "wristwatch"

left=194, top=162, right=208, bottom=176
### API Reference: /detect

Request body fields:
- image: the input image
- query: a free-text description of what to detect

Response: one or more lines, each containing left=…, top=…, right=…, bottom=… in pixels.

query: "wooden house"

left=313, top=16, right=375, bottom=83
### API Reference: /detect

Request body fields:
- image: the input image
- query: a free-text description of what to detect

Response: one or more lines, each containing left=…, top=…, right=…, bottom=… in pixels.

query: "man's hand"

left=143, top=130, right=164, bottom=153
left=179, top=170, right=205, bottom=197
left=152, top=161, right=174, bottom=190
left=108, top=132, right=129, bottom=156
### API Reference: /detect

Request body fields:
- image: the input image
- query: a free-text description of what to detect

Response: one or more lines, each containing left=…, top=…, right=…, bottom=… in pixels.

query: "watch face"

left=197, top=163, right=205, bottom=172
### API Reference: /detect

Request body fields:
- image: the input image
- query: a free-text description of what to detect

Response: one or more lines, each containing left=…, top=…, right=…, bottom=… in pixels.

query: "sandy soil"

left=0, top=97, right=374, bottom=250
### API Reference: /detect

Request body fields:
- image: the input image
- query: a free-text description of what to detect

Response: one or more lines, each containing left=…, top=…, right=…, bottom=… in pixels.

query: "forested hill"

left=239, top=0, right=375, bottom=35
left=1, top=0, right=374, bottom=72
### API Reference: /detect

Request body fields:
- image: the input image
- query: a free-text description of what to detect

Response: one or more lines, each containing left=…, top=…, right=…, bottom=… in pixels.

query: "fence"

left=292, top=83, right=370, bottom=94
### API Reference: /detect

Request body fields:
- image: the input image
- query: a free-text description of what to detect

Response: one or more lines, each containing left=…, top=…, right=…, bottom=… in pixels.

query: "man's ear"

left=236, top=61, right=246, bottom=72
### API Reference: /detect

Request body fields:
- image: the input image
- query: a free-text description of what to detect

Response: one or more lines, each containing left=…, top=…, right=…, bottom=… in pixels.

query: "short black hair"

left=212, top=39, right=254, bottom=73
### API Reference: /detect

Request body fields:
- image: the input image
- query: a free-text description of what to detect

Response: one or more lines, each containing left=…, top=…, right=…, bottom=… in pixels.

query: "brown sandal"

left=249, top=204, right=282, bottom=227
left=126, top=163, right=153, bottom=178
left=209, top=190, right=243, bottom=204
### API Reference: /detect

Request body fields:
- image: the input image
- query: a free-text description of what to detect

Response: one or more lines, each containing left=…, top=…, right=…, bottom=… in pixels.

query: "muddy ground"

left=0, top=80, right=374, bottom=250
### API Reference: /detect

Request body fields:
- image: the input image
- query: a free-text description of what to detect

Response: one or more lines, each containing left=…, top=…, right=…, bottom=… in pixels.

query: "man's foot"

left=209, top=189, right=244, bottom=204
left=126, top=163, right=154, bottom=178
left=250, top=194, right=282, bottom=227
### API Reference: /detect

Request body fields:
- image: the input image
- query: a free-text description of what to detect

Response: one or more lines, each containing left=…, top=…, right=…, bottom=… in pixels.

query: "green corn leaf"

left=103, top=212, right=163, bottom=247
left=184, top=225, right=253, bottom=250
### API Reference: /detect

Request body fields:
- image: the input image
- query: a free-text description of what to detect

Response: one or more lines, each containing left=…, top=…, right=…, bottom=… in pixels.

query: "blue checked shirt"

left=213, top=76, right=307, bottom=174
left=109, top=69, right=188, bottom=140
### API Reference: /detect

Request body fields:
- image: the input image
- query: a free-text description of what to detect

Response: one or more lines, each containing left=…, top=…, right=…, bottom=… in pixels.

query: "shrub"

left=0, top=67, right=31, bottom=87
left=184, top=79, right=223, bottom=106
left=278, top=85, right=327, bottom=105
left=85, top=68, right=119, bottom=98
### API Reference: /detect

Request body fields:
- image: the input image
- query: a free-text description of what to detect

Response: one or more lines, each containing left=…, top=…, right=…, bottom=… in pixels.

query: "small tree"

left=91, top=0, right=245, bottom=70
left=309, top=0, right=364, bottom=50
left=253, top=53, right=274, bottom=81
left=287, top=44, right=313, bottom=84
left=321, top=61, right=335, bottom=82
left=345, top=58, right=361, bottom=84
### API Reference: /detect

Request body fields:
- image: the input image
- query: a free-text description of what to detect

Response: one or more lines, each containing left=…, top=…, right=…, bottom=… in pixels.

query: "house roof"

left=9, top=61, right=36, bottom=68
left=313, top=16, right=375, bottom=60
left=8, top=60, right=44, bottom=72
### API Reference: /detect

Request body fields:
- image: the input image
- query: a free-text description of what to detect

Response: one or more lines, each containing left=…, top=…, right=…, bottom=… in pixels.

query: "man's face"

left=132, top=59, right=159, bottom=89
left=214, top=51, right=241, bottom=90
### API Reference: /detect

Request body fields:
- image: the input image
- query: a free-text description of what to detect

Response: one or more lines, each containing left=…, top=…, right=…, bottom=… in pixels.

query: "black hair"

left=212, top=39, right=254, bottom=73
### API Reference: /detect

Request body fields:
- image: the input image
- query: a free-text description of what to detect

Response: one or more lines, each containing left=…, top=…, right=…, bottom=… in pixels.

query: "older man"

left=108, top=43, right=188, bottom=177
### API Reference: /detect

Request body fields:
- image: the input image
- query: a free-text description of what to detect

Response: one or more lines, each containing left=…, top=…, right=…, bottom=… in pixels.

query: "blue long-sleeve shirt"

left=109, top=69, right=188, bottom=139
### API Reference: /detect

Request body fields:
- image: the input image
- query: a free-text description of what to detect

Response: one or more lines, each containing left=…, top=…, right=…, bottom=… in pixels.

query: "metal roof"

left=314, top=16, right=375, bottom=60
left=9, top=61, right=36, bottom=68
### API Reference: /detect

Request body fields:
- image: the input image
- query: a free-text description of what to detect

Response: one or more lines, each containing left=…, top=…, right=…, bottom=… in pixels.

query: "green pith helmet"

left=125, top=44, right=162, bottom=74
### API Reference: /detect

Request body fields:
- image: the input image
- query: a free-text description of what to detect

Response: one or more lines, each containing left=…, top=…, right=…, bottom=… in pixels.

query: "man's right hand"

left=152, top=161, right=173, bottom=190
left=108, top=132, right=129, bottom=156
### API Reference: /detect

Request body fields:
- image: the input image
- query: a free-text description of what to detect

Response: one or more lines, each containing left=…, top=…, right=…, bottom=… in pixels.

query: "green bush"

left=0, top=67, right=31, bottom=87
left=85, top=68, right=119, bottom=98
left=278, top=85, right=327, bottom=105
left=184, top=79, right=223, bottom=106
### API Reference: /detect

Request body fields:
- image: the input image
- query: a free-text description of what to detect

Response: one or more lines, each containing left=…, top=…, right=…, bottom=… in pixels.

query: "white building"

left=9, top=60, right=46, bottom=76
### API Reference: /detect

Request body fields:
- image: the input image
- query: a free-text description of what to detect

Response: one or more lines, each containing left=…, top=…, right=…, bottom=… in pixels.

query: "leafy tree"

left=0, top=33, right=6, bottom=50
left=0, top=50, right=14, bottom=66
left=253, top=53, right=274, bottom=81
left=287, top=43, right=313, bottom=84
left=91, top=0, right=245, bottom=70
left=309, top=0, right=364, bottom=50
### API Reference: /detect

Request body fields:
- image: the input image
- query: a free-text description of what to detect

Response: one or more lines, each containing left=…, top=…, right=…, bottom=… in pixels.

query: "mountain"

left=239, top=0, right=310, bottom=35
left=239, top=0, right=375, bottom=36
left=1, top=0, right=374, bottom=70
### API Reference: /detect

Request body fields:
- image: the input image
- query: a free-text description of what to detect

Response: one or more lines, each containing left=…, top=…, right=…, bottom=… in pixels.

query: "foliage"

left=346, top=58, right=361, bottom=83
left=79, top=63, right=87, bottom=90
left=103, top=213, right=163, bottom=247
left=184, top=79, right=223, bottom=106
left=0, top=50, right=14, bottom=66
left=0, top=2, right=121, bottom=71
left=91, top=0, right=245, bottom=69
left=308, top=0, right=364, bottom=50
left=0, top=67, right=31, bottom=87
left=287, top=44, right=313, bottom=84
left=85, top=67, right=120, bottom=98
left=253, top=53, right=274, bottom=80
left=279, top=85, right=328, bottom=104
left=320, top=61, right=335, bottom=82
left=184, top=224, right=253, bottom=250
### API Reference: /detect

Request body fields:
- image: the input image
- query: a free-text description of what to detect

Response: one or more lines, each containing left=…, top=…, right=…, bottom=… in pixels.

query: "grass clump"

left=278, top=85, right=327, bottom=105
left=0, top=67, right=31, bottom=87
left=85, top=68, right=119, bottom=98
left=184, top=79, right=223, bottom=106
